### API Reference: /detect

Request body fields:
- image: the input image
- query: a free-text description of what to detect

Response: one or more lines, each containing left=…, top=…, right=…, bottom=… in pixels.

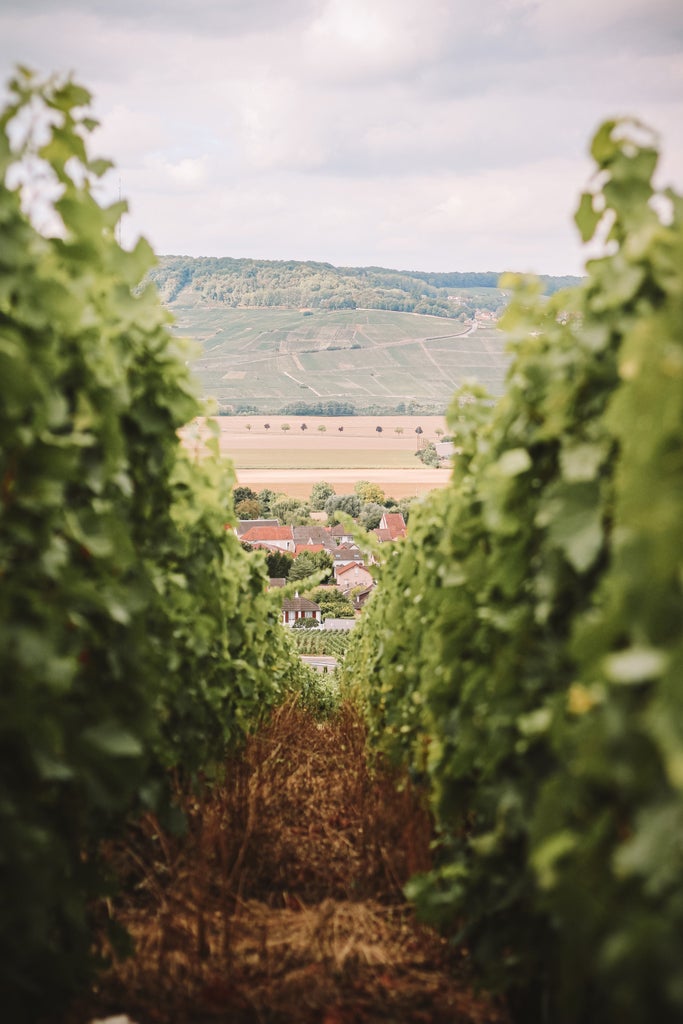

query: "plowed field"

left=182, top=416, right=453, bottom=498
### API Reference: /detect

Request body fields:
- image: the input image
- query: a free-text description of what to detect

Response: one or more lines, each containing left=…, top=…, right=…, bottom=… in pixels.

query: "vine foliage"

left=0, top=70, right=304, bottom=1018
left=344, top=119, right=683, bottom=1022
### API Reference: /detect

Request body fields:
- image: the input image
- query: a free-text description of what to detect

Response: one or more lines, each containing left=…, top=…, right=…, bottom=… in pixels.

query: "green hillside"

left=167, top=305, right=506, bottom=415
left=151, top=256, right=580, bottom=414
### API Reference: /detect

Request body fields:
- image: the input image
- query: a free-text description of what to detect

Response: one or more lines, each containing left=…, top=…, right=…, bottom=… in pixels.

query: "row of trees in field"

left=0, top=72, right=310, bottom=1020
left=243, top=421, right=441, bottom=439
left=343, top=121, right=683, bottom=1023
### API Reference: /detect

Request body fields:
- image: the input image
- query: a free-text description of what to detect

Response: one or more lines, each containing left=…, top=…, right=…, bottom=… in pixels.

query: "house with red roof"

left=235, top=519, right=279, bottom=536
left=240, top=525, right=295, bottom=552
left=373, top=512, right=407, bottom=542
left=281, top=594, right=322, bottom=627
left=294, top=544, right=328, bottom=557
left=335, top=562, right=374, bottom=593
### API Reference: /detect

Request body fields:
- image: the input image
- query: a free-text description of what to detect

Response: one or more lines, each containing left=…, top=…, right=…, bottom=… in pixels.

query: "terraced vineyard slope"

left=167, top=305, right=508, bottom=414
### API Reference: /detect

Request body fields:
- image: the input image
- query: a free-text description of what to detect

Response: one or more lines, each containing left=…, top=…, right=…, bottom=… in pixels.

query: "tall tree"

left=235, top=497, right=261, bottom=519
left=289, top=551, right=318, bottom=581
left=359, top=502, right=385, bottom=531
left=310, top=481, right=335, bottom=510
left=312, top=549, right=334, bottom=583
left=272, top=497, right=311, bottom=526
left=264, top=549, right=293, bottom=578
left=257, top=488, right=277, bottom=516
left=234, top=485, right=258, bottom=506
left=325, top=494, right=361, bottom=521
left=355, top=480, right=385, bottom=504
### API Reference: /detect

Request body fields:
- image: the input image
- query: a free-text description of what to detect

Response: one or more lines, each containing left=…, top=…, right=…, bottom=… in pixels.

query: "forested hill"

left=148, top=255, right=580, bottom=320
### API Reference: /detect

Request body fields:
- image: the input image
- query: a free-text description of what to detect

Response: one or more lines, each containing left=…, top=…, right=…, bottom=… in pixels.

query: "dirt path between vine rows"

left=66, top=702, right=508, bottom=1024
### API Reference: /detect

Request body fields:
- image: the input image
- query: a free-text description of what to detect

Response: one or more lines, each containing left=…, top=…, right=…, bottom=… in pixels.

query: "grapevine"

left=345, top=120, right=683, bottom=1022
left=0, top=70, right=305, bottom=1018
left=292, top=629, right=353, bottom=659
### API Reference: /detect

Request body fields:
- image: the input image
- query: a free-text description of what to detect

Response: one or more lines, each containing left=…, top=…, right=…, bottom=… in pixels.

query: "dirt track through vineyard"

left=66, top=703, right=507, bottom=1024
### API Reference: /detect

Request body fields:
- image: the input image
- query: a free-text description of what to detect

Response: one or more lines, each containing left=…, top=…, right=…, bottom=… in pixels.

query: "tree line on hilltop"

left=148, top=254, right=580, bottom=321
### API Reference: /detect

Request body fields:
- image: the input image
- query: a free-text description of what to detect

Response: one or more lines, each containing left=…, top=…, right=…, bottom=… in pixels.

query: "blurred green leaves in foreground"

left=0, top=68, right=307, bottom=1019
left=344, top=117, right=683, bottom=1023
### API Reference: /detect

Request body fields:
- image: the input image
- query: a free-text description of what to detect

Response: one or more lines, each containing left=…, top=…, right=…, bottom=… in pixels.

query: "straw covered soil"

left=66, top=702, right=508, bottom=1024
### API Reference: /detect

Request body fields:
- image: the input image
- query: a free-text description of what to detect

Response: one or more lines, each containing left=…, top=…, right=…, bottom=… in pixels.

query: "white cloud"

left=1, top=0, right=682, bottom=274
left=161, top=156, right=210, bottom=188
left=230, top=77, right=328, bottom=171
left=92, top=104, right=169, bottom=166
left=530, top=0, right=683, bottom=52
left=0, top=0, right=318, bottom=37
left=304, top=0, right=435, bottom=82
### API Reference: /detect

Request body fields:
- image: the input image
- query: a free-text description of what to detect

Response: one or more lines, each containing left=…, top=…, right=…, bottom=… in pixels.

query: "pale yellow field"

left=181, top=415, right=453, bottom=498
left=235, top=467, right=450, bottom=499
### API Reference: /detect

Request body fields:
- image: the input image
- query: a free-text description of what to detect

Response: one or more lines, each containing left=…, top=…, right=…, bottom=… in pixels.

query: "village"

left=233, top=511, right=408, bottom=630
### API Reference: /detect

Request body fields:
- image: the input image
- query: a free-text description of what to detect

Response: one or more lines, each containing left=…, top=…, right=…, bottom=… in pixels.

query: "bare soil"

left=182, top=416, right=452, bottom=498
left=66, top=702, right=507, bottom=1024
left=235, top=468, right=449, bottom=499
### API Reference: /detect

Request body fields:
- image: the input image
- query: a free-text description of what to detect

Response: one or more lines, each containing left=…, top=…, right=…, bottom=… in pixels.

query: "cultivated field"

left=182, top=415, right=454, bottom=498
left=170, top=306, right=507, bottom=413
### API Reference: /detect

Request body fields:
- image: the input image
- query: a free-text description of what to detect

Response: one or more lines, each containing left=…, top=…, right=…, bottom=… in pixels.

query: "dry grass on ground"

left=65, top=702, right=507, bottom=1024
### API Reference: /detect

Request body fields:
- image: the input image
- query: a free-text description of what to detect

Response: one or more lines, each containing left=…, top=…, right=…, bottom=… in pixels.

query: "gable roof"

left=241, top=526, right=294, bottom=543
left=292, top=526, right=335, bottom=547
left=353, top=584, right=375, bottom=607
left=282, top=596, right=321, bottom=613
left=294, top=544, right=327, bottom=556
left=336, top=562, right=372, bottom=577
left=333, top=546, right=363, bottom=562
left=379, top=512, right=407, bottom=539
left=235, top=519, right=279, bottom=536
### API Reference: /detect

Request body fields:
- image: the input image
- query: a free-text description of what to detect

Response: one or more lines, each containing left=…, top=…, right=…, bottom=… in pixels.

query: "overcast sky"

left=1, top=0, right=682, bottom=275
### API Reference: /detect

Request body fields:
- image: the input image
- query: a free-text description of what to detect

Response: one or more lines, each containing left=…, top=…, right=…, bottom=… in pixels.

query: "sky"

left=1, top=0, right=682, bottom=276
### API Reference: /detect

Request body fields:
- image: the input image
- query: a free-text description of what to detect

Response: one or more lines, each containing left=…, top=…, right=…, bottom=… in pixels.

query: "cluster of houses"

left=233, top=512, right=407, bottom=628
